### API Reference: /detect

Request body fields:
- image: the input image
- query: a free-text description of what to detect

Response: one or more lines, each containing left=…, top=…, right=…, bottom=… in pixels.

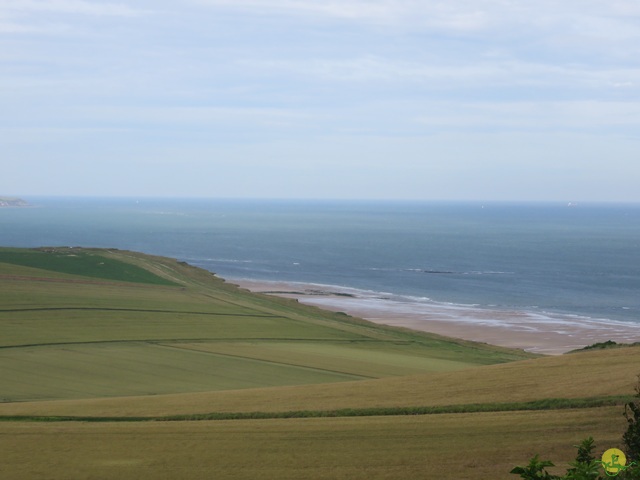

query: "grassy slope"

left=0, top=247, right=534, bottom=402
left=1, top=247, right=637, bottom=480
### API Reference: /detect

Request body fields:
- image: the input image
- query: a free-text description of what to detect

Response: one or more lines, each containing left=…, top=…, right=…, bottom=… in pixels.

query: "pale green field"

left=0, top=342, right=365, bottom=402
left=172, top=341, right=476, bottom=377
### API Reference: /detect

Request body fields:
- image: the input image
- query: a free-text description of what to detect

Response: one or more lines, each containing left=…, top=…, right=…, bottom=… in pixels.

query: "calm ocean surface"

left=1, top=197, right=639, bottom=327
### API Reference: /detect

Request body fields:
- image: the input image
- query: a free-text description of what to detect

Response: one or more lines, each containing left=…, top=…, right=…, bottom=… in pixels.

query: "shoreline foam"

left=230, top=278, right=640, bottom=355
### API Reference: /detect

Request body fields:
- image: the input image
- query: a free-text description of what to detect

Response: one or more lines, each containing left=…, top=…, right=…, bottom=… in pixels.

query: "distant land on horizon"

left=0, top=196, right=29, bottom=207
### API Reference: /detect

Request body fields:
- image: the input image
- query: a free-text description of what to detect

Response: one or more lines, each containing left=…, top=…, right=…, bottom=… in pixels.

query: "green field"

left=0, top=247, right=533, bottom=402
left=1, top=246, right=636, bottom=479
left=0, top=247, right=178, bottom=285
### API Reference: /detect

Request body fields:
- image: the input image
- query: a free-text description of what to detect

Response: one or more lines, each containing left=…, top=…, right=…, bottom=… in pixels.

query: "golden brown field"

left=0, top=407, right=626, bottom=480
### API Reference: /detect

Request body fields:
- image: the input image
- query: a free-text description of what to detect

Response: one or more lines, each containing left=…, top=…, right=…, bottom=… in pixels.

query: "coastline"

left=230, top=278, right=640, bottom=355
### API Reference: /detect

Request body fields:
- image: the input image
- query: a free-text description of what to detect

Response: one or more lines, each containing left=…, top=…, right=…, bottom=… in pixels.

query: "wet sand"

left=230, top=278, right=640, bottom=355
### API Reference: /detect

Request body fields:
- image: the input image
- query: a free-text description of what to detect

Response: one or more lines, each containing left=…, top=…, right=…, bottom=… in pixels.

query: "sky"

left=1, top=0, right=639, bottom=201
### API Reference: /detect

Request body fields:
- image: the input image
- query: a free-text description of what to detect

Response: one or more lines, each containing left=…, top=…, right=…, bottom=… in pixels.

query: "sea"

left=1, top=197, right=639, bottom=349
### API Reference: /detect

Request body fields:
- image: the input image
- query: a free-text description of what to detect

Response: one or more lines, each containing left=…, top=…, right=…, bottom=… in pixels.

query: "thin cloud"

left=191, top=0, right=638, bottom=34
left=191, top=0, right=492, bottom=31
left=1, top=0, right=142, bottom=16
left=79, top=105, right=313, bottom=126
left=414, top=100, right=640, bottom=130
left=236, top=55, right=640, bottom=92
left=0, top=0, right=145, bottom=35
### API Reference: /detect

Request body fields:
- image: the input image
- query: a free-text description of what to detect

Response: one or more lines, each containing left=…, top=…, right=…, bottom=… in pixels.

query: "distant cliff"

left=0, top=196, right=29, bottom=207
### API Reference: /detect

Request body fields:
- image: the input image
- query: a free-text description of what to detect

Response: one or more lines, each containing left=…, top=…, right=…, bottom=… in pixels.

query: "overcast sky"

left=1, top=0, right=639, bottom=201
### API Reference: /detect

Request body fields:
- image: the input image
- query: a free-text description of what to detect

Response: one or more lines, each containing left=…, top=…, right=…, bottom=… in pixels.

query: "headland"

left=0, top=196, right=29, bottom=207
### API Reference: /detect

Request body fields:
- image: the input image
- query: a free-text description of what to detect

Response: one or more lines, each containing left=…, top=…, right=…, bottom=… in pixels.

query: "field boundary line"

left=0, top=395, right=632, bottom=423
left=0, top=307, right=279, bottom=318
left=155, top=342, right=379, bottom=379
left=0, top=274, right=179, bottom=289
left=0, top=337, right=378, bottom=350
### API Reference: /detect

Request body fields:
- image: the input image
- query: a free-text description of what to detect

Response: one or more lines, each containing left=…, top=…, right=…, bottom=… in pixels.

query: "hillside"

left=1, top=246, right=636, bottom=480
left=0, top=246, right=534, bottom=404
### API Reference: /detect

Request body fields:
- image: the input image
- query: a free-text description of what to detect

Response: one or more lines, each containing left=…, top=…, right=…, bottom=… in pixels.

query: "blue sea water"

left=1, top=197, right=639, bottom=327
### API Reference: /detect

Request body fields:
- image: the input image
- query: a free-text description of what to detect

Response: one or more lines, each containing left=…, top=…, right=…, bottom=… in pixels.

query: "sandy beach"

left=231, top=278, right=640, bottom=355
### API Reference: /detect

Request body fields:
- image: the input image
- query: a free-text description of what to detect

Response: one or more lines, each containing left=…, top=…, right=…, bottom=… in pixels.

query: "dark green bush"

left=623, top=375, right=640, bottom=463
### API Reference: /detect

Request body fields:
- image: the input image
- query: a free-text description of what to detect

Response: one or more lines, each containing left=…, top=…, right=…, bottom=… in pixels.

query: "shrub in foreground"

left=512, top=376, right=640, bottom=480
